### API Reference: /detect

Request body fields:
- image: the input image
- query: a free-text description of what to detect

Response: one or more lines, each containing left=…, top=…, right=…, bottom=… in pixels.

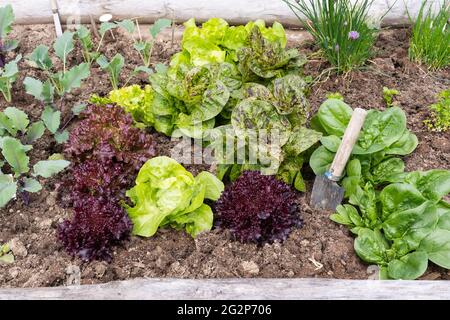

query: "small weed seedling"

left=409, top=1, right=450, bottom=70
left=383, top=87, right=399, bottom=107
left=0, top=242, right=14, bottom=264
left=424, top=89, right=450, bottom=132
left=0, top=107, right=70, bottom=208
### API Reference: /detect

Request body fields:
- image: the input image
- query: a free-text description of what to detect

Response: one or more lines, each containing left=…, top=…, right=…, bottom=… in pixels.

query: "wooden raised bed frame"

left=1, top=0, right=449, bottom=300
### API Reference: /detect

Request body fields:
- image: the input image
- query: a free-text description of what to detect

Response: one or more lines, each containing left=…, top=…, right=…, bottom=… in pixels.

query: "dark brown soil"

left=1, top=25, right=449, bottom=288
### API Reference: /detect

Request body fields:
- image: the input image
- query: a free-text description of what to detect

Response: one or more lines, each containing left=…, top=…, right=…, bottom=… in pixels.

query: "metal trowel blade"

left=310, top=175, right=345, bottom=211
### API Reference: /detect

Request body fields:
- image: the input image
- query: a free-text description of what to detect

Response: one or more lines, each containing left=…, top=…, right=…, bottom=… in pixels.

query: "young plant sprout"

left=23, top=31, right=90, bottom=143
left=0, top=4, right=20, bottom=102
left=0, top=107, right=70, bottom=208
left=117, top=18, right=172, bottom=68
left=0, top=4, right=18, bottom=69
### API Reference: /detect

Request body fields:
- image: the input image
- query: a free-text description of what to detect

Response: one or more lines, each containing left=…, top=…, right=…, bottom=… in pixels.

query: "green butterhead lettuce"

left=125, top=156, right=224, bottom=237
left=108, top=85, right=154, bottom=126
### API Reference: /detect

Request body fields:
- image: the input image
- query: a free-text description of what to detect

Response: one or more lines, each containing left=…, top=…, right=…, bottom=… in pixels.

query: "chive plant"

left=283, top=0, right=388, bottom=73
left=409, top=0, right=449, bottom=70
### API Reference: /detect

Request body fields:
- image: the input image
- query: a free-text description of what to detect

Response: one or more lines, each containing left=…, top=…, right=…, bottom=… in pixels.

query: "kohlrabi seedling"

left=0, top=54, right=21, bottom=102
left=0, top=4, right=19, bottom=69
left=96, top=53, right=124, bottom=90
left=74, top=20, right=119, bottom=65
left=117, top=18, right=172, bottom=68
left=0, top=107, right=70, bottom=208
left=23, top=31, right=90, bottom=144
left=0, top=4, right=20, bottom=103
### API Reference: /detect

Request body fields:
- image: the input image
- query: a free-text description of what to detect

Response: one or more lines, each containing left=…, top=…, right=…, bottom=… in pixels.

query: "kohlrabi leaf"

left=76, top=25, right=93, bottom=48
left=3, top=107, right=29, bottom=133
left=117, top=19, right=136, bottom=34
left=24, top=77, right=54, bottom=105
left=22, top=177, right=42, bottom=193
left=133, top=66, right=153, bottom=75
left=99, top=22, right=118, bottom=36
left=96, top=54, right=124, bottom=89
left=0, top=137, right=29, bottom=175
left=41, top=106, right=61, bottom=134
left=60, top=62, right=90, bottom=94
left=32, top=159, right=70, bottom=178
left=25, top=121, right=46, bottom=144
left=0, top=4, right=14, bottom=38
left=54, top=31, right=75, bottom=64
left=24, top=76, right=43, bottom=100
left=149, top=18, right=171, bottom=38
left=28, top=45, right=53, bottom=70
left=72, top=103, right=86, bottom=116
left=155, top=63, right=168, bottom=74
left=0, top=112, right=16, bottom=136
left=54, top=130, right=69, bottom=144
left=0, top=173, right=17, bottom=208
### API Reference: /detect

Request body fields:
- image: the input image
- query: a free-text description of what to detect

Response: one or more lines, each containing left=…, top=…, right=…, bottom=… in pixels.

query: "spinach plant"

left=310, top=98, right=418, bottom=191
left=24, top=31, right=90, bottom=143
left=310, top=96, right=450, bottom=279
left=0, top=107, right=70, bottom=208
left=333, top=169, right=450, bottom=280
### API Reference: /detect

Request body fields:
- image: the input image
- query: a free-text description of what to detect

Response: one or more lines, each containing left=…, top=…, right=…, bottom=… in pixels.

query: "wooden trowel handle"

left=328, top=108, right=367, bottom=180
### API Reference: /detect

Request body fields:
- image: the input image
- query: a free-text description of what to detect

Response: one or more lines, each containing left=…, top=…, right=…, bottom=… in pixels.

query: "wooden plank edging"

left=5, top=0, right=446, bottom=26
left=0, top=278, right=449, bottom=300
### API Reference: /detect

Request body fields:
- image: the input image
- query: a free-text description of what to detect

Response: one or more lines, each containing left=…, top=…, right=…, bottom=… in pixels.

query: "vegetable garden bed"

left=0, top=4, right=449, bottom=292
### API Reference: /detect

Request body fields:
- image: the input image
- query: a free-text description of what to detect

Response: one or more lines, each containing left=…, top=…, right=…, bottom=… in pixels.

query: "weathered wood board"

left=5, top=0, right=446, bottom=26
left=1, top=278, right=450, bottom=300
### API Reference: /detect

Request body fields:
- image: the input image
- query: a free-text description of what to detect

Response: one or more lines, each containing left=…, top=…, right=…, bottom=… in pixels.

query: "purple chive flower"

left=334, top=44, right=340, bottom=52
left=348, top=31, right=360, bottom=40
